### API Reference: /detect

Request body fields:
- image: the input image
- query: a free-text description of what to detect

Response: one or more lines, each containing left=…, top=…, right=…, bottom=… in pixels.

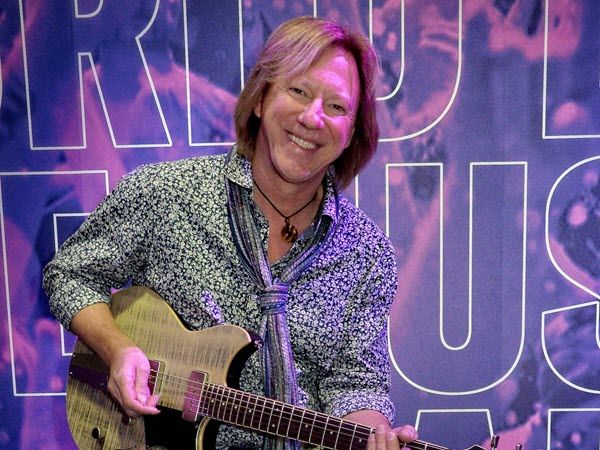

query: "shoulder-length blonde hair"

left=234, top=16, right=379, bottom=190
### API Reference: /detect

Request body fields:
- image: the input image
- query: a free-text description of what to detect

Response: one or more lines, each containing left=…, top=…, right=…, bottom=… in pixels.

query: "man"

left=44, top=16, right=417, bottom=449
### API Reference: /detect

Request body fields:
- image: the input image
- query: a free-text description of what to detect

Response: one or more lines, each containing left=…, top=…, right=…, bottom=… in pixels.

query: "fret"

left=353, top=424, right=372, bottom=450
left=336, top=421, right=365, bottom=450
left=220, top=385, right=230, bottom=422
left=266, top=401, right=279, bottom=434
left=333, top=417, right=341, bottom=449
left=348, top=422, right=360, bottom=450
left=233, top=390, right=244, bottom=426
left=257, top=394, right=268, bottom=433
left=228, top=388, right=240, bottom=425
left=320, top=415, right=330, bottom=447
left=248, top=397, right=260, bottom=430
left=294, top=407, right=306, bottom=441
left=229, top=388, right=239, bottom=423
left=233, top=389, right=243, bottom=425
left=206, top=385, right=219, bottom=418
left=216, top=385, right=228, bottom=422
left=238, top=391, right=253, bottom=428
left=212, top=385, right=222, bottom=421
left=284, top=404, right=296, bottom=439
left=225, top=387, right=235, bottom=423
left=305, top=410, right=320, bottom=444
left=208, top=385, right=218, bottom=419
left=274, top=402, right=285, bottom=436
left=198, top=381, right=210, bottom=417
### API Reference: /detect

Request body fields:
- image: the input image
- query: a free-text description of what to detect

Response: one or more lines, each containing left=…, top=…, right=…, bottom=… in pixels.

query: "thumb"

left=134, top=363, right=151, bottom=404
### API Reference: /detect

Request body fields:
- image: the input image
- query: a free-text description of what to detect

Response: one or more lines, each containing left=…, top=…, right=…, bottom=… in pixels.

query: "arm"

left=43, top=166, right=161, bottom=416
left=319, top=237, right=417, bottom=448
left=70, top=303, right=159, bottom=417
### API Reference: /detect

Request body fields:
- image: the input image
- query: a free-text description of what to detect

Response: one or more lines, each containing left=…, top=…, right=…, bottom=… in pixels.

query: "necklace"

left=253, top=179, right=318, bottom=243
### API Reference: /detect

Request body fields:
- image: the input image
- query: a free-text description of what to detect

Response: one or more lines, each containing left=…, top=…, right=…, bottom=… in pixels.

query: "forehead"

left=288, top=47, right=360, bottom=103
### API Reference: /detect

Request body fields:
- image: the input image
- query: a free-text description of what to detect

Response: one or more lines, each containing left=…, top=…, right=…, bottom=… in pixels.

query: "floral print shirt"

left=44, top=150, right=398, bottom=449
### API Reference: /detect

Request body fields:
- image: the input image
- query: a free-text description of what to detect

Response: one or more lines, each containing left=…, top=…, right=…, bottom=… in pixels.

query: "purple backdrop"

left=1, top=1, right=599, bottom=449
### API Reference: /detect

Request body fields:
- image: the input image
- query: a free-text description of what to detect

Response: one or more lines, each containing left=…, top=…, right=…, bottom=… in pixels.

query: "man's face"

left=253, top=47, right=359, bottom=188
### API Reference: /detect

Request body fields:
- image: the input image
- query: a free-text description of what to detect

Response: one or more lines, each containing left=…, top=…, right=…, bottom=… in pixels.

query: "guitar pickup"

left=182, top=370, right=207, bottom=422
left=69, top=353, right=110, bottom=392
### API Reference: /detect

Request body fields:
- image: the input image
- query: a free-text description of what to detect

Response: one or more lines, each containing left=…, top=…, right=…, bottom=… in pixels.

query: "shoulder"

left=336, top=197, right=393, bottom=249
left=121, top=154, right=227, bottom=191
left=99, top=154, right=228, bottom=215
left=325, top=196, right=396, bottom=270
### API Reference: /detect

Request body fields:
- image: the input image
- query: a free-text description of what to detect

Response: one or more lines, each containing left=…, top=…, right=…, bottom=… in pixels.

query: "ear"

left=345, top=126, right=355, bottom=148
left=254, top=93, right=263, bottom=118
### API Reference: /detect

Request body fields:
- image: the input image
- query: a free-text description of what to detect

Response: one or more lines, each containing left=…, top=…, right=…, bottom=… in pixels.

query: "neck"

left=251, top=171, right=324, bottom=218
left=251, top=173, right=324, bottom=253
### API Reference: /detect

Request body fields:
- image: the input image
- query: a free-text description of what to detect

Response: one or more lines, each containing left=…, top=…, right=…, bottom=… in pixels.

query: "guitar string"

left=198, top=382, right=369, bottom=447
left=148, top=368, right=380, bottom=445
left=150, top=369, right=374, bottom=445
left=148, top=369, right=442, bottom=450
left=143, top=368, right=445, bottom=450
left=152, top=379, right=440, bottom=450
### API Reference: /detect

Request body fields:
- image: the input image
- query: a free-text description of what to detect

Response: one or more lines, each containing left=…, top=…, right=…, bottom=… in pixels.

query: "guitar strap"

left=225, top=148, right=336, bottom=450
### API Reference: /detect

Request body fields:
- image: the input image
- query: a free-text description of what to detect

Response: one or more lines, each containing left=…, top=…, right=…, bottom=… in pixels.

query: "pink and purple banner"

left=1, top=1, right=599, bottom=449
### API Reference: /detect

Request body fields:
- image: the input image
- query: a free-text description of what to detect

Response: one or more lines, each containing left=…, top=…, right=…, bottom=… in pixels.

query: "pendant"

left=282, top=219, right=299, bottom=243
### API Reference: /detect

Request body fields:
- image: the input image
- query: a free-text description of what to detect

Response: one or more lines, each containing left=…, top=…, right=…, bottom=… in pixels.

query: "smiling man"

left=44, top=16, right=417, bottom=450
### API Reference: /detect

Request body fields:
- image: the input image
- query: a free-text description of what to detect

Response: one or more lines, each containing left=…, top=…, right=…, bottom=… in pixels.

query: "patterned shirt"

left=44, top=150, right=398, bottom=449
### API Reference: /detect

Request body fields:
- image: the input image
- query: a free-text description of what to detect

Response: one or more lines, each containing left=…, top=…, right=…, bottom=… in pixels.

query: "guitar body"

left=66, top=287, right=488, bottom=450
left=66, top=286, right=260, bottom=450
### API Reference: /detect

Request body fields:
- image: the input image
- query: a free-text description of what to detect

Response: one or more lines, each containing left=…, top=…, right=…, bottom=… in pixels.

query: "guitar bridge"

left=148, top=359, right=163, bottom=396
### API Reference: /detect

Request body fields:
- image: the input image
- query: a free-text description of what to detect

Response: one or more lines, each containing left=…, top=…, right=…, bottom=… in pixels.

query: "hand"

left=368, top=424, right=418, bottom=450
left=107, top=346, right=160, bottom=418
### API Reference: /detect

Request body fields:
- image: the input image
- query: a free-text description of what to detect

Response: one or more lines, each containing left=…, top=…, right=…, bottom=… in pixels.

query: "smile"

left=288, top=133, right=318, bottom=150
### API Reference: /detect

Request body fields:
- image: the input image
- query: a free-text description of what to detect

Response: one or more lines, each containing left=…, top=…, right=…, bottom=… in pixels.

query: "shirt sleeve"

left=318, top=238, right=398, bottom=423
left=43, top=166, right=157, bottom=330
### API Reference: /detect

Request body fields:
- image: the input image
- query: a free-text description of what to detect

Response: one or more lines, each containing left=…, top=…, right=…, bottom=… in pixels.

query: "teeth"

left=288, top=133, right=317, bottom=150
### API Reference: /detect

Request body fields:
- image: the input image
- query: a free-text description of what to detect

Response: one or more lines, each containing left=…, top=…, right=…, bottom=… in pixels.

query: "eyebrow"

left=295, top=79, right=354, bottom=108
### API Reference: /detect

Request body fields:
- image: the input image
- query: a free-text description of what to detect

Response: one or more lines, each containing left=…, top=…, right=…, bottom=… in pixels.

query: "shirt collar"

left=224, top=146, right=253, bottom=189
left=224, top=146, right=340, bottom=224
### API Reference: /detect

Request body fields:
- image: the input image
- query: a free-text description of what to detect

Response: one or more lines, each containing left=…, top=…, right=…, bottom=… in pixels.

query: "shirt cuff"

left=326, top=390, right=395, bottom=424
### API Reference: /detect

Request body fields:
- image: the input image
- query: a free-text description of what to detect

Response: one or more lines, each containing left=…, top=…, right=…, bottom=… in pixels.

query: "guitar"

left=66, top=286, right=486, bottom=450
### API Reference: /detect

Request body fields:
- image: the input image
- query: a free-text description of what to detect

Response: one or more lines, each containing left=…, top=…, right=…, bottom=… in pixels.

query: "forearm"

left=70, top=302, right=160, bottom=417
left=70, top=302, right=136, bottom=366
left=342, top=409, right=390, bottom=430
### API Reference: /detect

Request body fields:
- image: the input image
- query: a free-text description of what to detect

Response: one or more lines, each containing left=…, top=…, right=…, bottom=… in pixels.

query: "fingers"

left=367, top=424, right=418, bottom=450
left=134, top=363, right=151, bottom=405
left=108, top=347, right=160, bottom=418
left=368, top=425, right=401, bottom=450
left=395, top=425, right=418, bottom=444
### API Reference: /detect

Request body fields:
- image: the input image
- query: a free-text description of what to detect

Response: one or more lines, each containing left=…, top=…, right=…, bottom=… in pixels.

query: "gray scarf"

left=225, top=150, right=335, bottom=450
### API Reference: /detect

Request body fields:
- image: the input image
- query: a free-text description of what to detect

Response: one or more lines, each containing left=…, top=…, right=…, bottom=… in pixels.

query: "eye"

left=328, top=103, right=348, bottom=115
left=289, top=87, right=306, bottom=96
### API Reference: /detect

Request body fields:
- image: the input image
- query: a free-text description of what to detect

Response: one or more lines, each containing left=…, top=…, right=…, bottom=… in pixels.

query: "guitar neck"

left=193, top=382, right=449, bottom=450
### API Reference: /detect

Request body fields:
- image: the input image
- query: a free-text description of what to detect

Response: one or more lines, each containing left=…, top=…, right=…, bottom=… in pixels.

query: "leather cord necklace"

left=253, top=179, right=318, bottom=243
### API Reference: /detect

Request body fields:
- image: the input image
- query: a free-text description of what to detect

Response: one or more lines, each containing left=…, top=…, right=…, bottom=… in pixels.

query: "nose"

left=298, top=99, right=325, bottom=129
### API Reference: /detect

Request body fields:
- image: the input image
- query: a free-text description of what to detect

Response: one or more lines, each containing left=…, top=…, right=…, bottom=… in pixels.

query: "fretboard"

left=195, top=383, right=450, bottom=450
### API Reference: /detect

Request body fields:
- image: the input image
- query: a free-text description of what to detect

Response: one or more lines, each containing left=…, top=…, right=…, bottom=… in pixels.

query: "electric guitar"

left=66, top=286, right=487, bottom=450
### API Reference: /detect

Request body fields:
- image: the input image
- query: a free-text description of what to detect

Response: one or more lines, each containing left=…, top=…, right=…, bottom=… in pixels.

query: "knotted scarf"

left=225, top=152, right=335, bottom=450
